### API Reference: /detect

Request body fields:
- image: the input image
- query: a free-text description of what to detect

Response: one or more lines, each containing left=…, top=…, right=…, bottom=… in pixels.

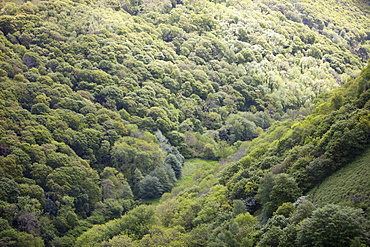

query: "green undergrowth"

left=160, top=159, right=219, bottom=201
left=141, top=197, right=161, bottom=206
left=309, top=146, right=370, bottom=213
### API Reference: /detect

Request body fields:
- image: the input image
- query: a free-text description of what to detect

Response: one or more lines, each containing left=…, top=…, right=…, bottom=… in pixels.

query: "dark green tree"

left=138, top=175, right=164, bottom=199
left=297, top=204, right=366, bottom=247
left=150, top=165, right=175, bottom=193
left=0, top=178, right=20, bottom=203
left=165, top=153, right=182, bottom=178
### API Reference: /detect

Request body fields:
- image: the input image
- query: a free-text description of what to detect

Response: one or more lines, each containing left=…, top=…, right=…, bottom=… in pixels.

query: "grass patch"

left=309, top=147, right=370, bottom=213
left=179, top=158, right=219, bottom=185
left=160, top=159, right=219, bottom=202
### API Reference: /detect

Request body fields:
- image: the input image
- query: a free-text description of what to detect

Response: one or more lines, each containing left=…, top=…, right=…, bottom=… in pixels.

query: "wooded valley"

left=0, top=0, right=369, bottom=246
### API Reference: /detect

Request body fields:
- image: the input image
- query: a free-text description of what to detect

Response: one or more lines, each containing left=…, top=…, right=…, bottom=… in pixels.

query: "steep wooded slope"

left=75, top=62, right=370, bottom=247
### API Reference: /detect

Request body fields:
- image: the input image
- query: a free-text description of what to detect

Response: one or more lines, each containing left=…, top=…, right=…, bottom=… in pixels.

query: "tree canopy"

left=0, top=0, right=369, bottom=245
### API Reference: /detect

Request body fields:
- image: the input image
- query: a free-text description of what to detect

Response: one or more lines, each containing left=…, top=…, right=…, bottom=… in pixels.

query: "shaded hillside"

left=309, top=147, right=370, bottom=212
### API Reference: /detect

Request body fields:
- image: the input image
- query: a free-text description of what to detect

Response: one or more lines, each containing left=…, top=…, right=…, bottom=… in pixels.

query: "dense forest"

left=0, top=0, right=369, bottom=246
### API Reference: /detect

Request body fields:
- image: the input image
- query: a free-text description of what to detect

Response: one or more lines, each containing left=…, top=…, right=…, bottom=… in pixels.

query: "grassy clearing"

left=179, top=158, right=219, bottom=185
left=160, top=159, right=219, bottom=202
left=309, top=147, right=370, bottom=212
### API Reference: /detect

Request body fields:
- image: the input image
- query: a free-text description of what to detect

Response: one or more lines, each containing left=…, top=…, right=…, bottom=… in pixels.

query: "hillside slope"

left=309, top=147, right=370, bottom=211
left=75, top=64, right=370, bottom=247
